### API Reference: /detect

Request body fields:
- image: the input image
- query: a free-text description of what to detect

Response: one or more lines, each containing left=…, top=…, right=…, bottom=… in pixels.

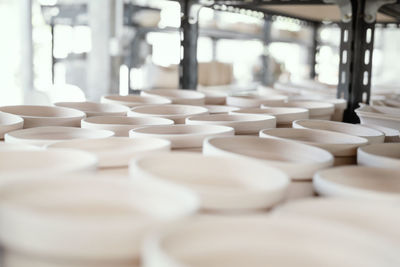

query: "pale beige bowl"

left=293, top=119, right=385, bottom=144
left=201, top=91, right=226, bottom=105
left=361, top=124, right=400, bottom=143
left=227, top=95, right=288, bottom=108
left=54, top=101, right=129, bottom=117
left=0, top=112, right=24, bottom=139
left=5, top=126, right=114, bottom=147
left=101, top=94, right=172, bottom=107
left=355, top=105, right=400, bottom=130
left=314, top=166, right=400, bottom=201
left=141, top=89, right=205, bottom=105
left=186, top=114, right=276, bottom=135
left=0, top=105, right=86, bottom=128
left=0, top=143, right=41, bottom=151
left=205, top=105, right=239, bottom=115
left=49, top=137, right=171, bottom=168
left=263, top=101, right=335, bottom=120
left=130, top=152, right=289, bottom=212
left=130, top=125, right=234, bottom=149
left=127, top=105, right=208, bottom=124
left=357, top=143, right=400, bottom=168
left=81, top=116, right=174, bottom=137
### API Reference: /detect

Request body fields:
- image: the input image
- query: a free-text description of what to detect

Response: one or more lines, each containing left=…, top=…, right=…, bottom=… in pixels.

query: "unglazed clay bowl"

left=361, top=124, right=400, bottom=143
left=128, top=105, right=208, bottom=124
left=226, top=94, right=287, bottom=108
left=141, top=89, right=205, bottom=105
left=232, top=107, right=309, bottom=128
left=49, top=137, right=171, bottom=168
left=81, top=116, right=174, bottom=137
left=263, top=101, right=335, bottom=120
left=0, top=174, right=198, bottom=262
left=142, top=215, right=398, bottom=267
left=101, top=95, right=172, bottom=108
left=0, top=143, right=41, bottom=151
left=130, top=152, right=289, bottom=212
left=0, top=105, right=86, bottom=128
left=129, top=125, right=234, bottom=149
left=293, top=119, right=385, bottom=144
left=54, top=101, right=129, bottom=117
left=313, top=166, right=400, bottom=201
left=0, top=149, right=97, bottom=176
left=357, top=143, right=400, bottom=168
left=355, top=105, right=400, bottom=130
left=204, top=105, right=239, bottom=115
left=0, top=112, right=24, bottom=139
left=186, top=114, right=276, bottom=135
left=200, top=90, right=226, bottom=105
left=5, top=126, right=114, bottom=147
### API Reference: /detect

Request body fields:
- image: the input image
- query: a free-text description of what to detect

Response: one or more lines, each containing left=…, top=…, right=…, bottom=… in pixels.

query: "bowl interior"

left=55, top=102, right=128, bottom=113
left=7, top=127, right=113, bottom=140
left=132, top=125, right=231, bottom=135
left=0, top=105, right=84, bottom=118
left=131, top=105, right=208, bottom=115
left=359, top=143, right=400, bottom=159
left=83, top=116, right=173, bottom=126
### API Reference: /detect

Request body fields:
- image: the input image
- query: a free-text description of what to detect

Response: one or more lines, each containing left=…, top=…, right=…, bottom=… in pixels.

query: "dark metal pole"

left=51, top=22, right=55, bottom=84
left=309, top=22, right=319, bottom=79
left=261, top=19, right=272, bottom=86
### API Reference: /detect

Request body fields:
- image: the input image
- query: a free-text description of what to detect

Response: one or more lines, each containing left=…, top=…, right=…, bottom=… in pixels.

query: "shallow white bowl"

left=232, top=107, right=309, bottom=127
left=141, top=89, right=205, bottom=105
left=0, top=143, right=41, bottom=151
left=186, top=114, right=276, bottom=135
left=54, top=101, right=129, bottom=117
left=203, top=136, right=333, bottom=180
left=356, top=105, right=400, bottom=130
left=263, top=101, right=335, bottom=120
left=101, top=94, right=172, bottom=107
left=81, top=116, right=174, bottom=137
left=0, top=149, right=97, bottom=176
left=357, top=143, right=400, bottom=168
left=130, top=125, right=234, bottom=149
left=200, top=91, right=226, bottom=105
left=260, top=128, right=368, bottom=157
left=130, top=152, right=289, bottom=212
left=5, top=126, right=114, bottom=147
left=128, top=105, right=209, bottom=124
left=204, top=105, right=239, bottom=114
left=0, top=174, right=198, bottom=261
left=226, top=95, right=287, bottom=108
left=0, top=105, right=86, bottom=128
left=314, top=166, right=400, bottom=201
left=293, top=119, right=385, bottom=144
left=49, top=137, right=171, bottom=168
left=0, top=112, right=24, bottom=139
left=361, top=124, right=400, bottom=143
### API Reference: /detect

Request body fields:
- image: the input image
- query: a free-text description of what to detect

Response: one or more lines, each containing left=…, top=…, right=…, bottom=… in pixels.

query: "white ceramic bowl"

left=141, top=89, right=205, bottom=105
left=0, top=105, right=86, bottom=128
left=357, top=143, right=400, bottom=168
left=101, top=95, right=172, bottom=107
left=204, top=105, right=239, bottom=115
left=49, top=137, right=171, bottom=168
left=0, top=112, right=24, bottom=139
left=201, top=91, right=226, bottom=105
left=314, top=166, right=400, bottom=201
left=81, top=116, right=174, bottom=137
left=142, top=215, right=398, bottom=267
left=0, top=174, right=199, bottom=262
left=128, top=105, right=209, bottom=124
left=5, top=126, right=114, bottom=147
left=263, top=101, right=335, bottom=120
left=186, top=114, right=276, bottom=135
left=356, top=105, right=400, bottom=130
left=130, top=152, right=289, bottom=212
left=130, top=125, right=234, bottom=149
left=54, top=101, right=129, bottom=117
left=293, top=119, right=385, bottom=144
left=0, top=143, right=41, bottom=151
left=226, top=95, right=288, bottom=108
left=260, top=128, right=368, bottom=158
left=203, top=136, right=333, bottom=180
left=361, top=124, right=400, bottom=143
left=0, top=149, right=97, bottom=176
left=232, top=107, right=309, bottom=128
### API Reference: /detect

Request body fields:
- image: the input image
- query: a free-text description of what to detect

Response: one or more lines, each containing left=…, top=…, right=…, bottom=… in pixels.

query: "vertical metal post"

left=309, top=23, right=319, bottom=79
left=21, top=0, right=34, bottom=94
left=261, top=19, right=272, bottom=86
left=179, top=0, right=200, bottom=90
left=51, top=21, right=55, bottom=84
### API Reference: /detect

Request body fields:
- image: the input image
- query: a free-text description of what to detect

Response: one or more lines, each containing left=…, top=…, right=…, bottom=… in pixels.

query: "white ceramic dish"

left=49, top=137, right=171, bottom=168
left=293, top=119, right=385, bottom=144
left=54, top=101, right=129, bottom=117
left=130, top=125, right=234, bottom=149
left=101, top=95, right=172, bottom=107
left=81, top=116, right=174, bottom=137
left=128, top=105, right=208, bottom=124
left=263, top=101, right=335, bottom=120
left=361, top=124, right=400, bottom=143
left=130, top=152, right=289, bottom=212
left=0, top=105, right=86, bottom=128
left=0, top=174, right=198, bottom=262
left=203, top=136, right=333, bottom=181
left=357, top=143, right=400, bottom=168
left=0, top=143, right=41, bottom=151
left=141, top=89, right=205, bottom=105
left=356, top=105, right=400, bottom=130
left=0, top=149, right=97, bottom=177
left=0, top=112, right=24, bottom=139
left=232, top=107, right=309, bottom=128
left=200, top=91, right=226, bottom=105
left=186, top=114, right=276, bottom=135
left=204, top=105, right=239, bottom=114
left=314, top=166, right=400, bottom=200
left=5, top=126, right=114, bottom=147
left=226, top=95, right=287, bottom=108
